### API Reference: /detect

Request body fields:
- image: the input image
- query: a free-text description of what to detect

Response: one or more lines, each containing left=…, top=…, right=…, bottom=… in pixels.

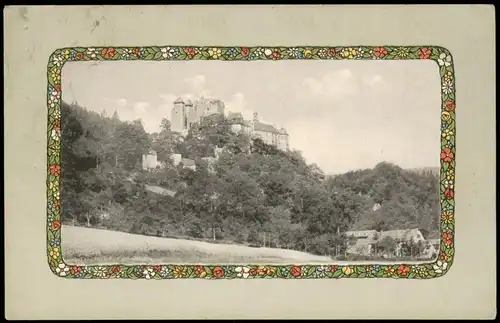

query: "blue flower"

left=226, top=48, right=237, bottom=57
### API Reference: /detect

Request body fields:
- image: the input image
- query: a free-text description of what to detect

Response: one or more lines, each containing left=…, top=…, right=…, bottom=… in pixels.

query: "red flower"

left=101, top=47, right=115, bottom=58
left=271, top=49, right=281, bottom=60
left=290, top=265, right=301, bottom=277
left=249, top=267, right=258, bottom=276
left=76, top=52, right=83, bottom=59
left=241, top=47, right=250, bottom=57
left=194, top=265, right=205, bottom=276
left=330, top=265, right=338, bottom=272
left=153, top=265, right=162, bottom=272
left=445, top=100, right=456, bottom=111
left=134, top=48, right=142, bottom=57
left=373, top=47, right=388, bottom=58
left=183, top=47, right=197, bottom=58
left=55, top=84, right=61, bottom=92
left=53, top=199, right=60, bottom=209
left=442, top=232, right=453, bottom=246
left=440, top=147, right=454, bottom=162
left=49, top=164, right=61, bottom=176
left=327, top=48, right=337, bottom=57
left=111, top=265, right=121, bottom=273
left=212, top=266, right=224, bottom=278
left=444, top=188, right=454, bottom=199
left=439, top=251, right=447, bottom=260
left=71, top=266, right=81, bottom=274
left=396, top=265, right=411, bottom=276
left=419, top=47, right=432, bottom=59
left=51, top=220, right=61, bottom=230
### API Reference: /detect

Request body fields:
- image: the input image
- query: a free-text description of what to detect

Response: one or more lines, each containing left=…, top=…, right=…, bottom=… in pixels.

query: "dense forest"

left=60, top=101, right=440, bottom=259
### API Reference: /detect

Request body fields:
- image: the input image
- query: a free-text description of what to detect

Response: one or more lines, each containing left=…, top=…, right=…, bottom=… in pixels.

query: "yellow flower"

left=303, top=49, right=312, bottom=58
left=441, top=111, right=451, bottom=121
left=342, top=47, right=359, bottom=59
left=208, top=48, right=222, bottom=59
left=385, top=266, right=396, bottom=276
left=172, top=266, right=185, bottom=278
left=416, top=266, right=429, bottom=278
left=341, top=266, right=353, bottom=275
left=51, top=69, right=61, bottom=83
left=441, top=211, right=454, bottom=224
left=49, top=247, right=60, bottom=259
left=49, top=180, right=59, bottom=193
left=441, top=129, right=454, bottom=140
left=62, top=49, right=71, bottom=59
left=396, top=47, right=410, bottom=58
left=446, top=172, right=455, bottom=182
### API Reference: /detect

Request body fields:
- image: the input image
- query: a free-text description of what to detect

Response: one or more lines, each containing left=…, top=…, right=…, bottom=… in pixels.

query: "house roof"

left=145, top=185, right=176, bottom=197
left=185, top=99, right=193, bottom=106
left=254, top=122, right=279, bottom=133
left=346, top=228, right=424, bottom=242
left=173, top=97, right=184, bottom=104
left=228, top=112, right=243, bottom=119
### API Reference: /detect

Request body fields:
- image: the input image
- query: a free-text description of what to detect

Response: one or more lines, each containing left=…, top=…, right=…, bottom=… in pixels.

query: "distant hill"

left=406, top=166, right=440, bottom=176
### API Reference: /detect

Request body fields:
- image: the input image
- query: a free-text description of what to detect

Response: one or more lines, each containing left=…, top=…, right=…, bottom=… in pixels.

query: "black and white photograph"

left=60, top=59, right=441, bottom=265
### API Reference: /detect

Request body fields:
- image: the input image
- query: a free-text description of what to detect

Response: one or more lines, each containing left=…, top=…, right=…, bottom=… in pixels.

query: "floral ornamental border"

left=46, top=46, right=456, bottom=279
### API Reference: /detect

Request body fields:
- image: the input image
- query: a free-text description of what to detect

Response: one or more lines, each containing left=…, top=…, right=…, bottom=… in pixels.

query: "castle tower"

left=171, top=97, right=186, bottom=132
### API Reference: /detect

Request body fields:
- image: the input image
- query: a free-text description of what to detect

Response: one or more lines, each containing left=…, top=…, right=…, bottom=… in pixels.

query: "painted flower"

left=240, top=47, right=250, bottom=57
left=62, top=49, right=71, bottom=60
left=445, top=99, right=456, bottom=111
left=143, top=267, right=156, bottom=279
left=395, top=47, right=411, bottom=59
left=235, top=266, right=251, bottom=278
left=441, top=111, right=451, bottom=122
left=443, top=71, right=454, bottom=84
left=439, top=251, right=452, bottom=262
left=55, top=263, right=69, bottom=276
left=225, top=47, right=238, bottom=58
left=365, top=265, right=374, bottom=276
left=183, top=47, right=197, bottom=58
left=49, top=163, right=61, bottom=176
left=70, top=266, right=81, bottom=275
left=441, top=128, right=454, bottom=141
left=49, top=238, right=59, bottom=247
left=51, top=69, right=61, bottom=83
left=373, top=46, right=388, bottom=58
left=330, top=265, right=339, bottom=272
left=93, top=266, right=110, bottom=278
left=161, top=46, right=176, bottom=59
left=303, top=49, right=313, bottom=58
left=120, top=48, right=133, bottom=59
left=51, top=220, right=61, bottom=230
left=444, top=188, right=455, bottom=199
left=212, top=266, right=224, bottom=278
left=86, top=48, right=97, bottom=58
left=443, top=178, right=454, bottom=189
left=52, top=55, right=64, bottom=67
left=315, top=265, right=329, bottom=278
left=396, top=264, right=411, bottom=276
left=341, top=47, right=363, bottom=59
left=416, top=266, right=429, bottom=278
left=287, top=48, right=300, bottom=58
left=437, top=53, right=452, bottom=67
left=75, top=52, right=84, bottom=60
left=289, top=265, right=302, bottom=277
left=51, top=129, right=61, bottom=141
left=446, top=171, right=455, bottom=184
left=251, top=47, right=264, bottom=59
left=441, top=147, right=454, bottom=162
left=172, top=266, right=186, bottom=278
left=111, top=265, right=121, bottom=273
left=441, top=211, right=454, bottom=225
left=208, top=47, right=222, bottom=59
left=133, top=47, right=143, bottom=57
left=194, top=265, right=206, bottom=277
left=159, top=266, right=171, bottom=277
left=270, top=48, right=281, bottom=60
left=442, top=232, right=453, bottom=246
left=317, top=48, right=328, bottom=59
left=442, top=79, right=454, bottom=95
left=256, top=266, right=275, bottom=276
left=419, top=47, right=432, bottom=59
left=433, top=260, right=448, bottom=274
left=385, top=266, right=396, bottom=276
left=264, top=48, right=273, bottom=56
left=341, top=266, right=354, bottom=275
left=49, top=247, right=60, bottom=260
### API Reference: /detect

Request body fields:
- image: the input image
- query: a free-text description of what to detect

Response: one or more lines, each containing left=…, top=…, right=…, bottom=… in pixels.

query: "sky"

left=61, top=59, right=441, bottom=175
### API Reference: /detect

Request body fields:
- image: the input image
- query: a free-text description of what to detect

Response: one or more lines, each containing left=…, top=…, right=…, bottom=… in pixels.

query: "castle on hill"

left=170, top=96, right=290, bottom=151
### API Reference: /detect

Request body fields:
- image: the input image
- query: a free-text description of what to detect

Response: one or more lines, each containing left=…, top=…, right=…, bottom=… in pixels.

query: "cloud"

left=183, top=75, right=211, bottom=97
left=301, top=68, right=359, bottom=101
left=133, top=101, right=150, bottom=114
left=362, top=74, right=384, bottom=88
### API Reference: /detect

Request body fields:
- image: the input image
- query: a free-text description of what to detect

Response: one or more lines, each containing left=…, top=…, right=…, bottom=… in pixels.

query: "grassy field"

left=61, top=225, right=333, bottom=265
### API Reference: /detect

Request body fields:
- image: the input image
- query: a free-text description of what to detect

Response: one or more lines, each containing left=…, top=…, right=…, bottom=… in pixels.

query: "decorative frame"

left=47, top=45, right=456, bottom=279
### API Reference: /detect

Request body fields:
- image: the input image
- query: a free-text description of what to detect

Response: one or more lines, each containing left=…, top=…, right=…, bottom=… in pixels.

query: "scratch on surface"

left=19, top=7, right=29, bottom=30
left=90, top=16, right=107, bottom=33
